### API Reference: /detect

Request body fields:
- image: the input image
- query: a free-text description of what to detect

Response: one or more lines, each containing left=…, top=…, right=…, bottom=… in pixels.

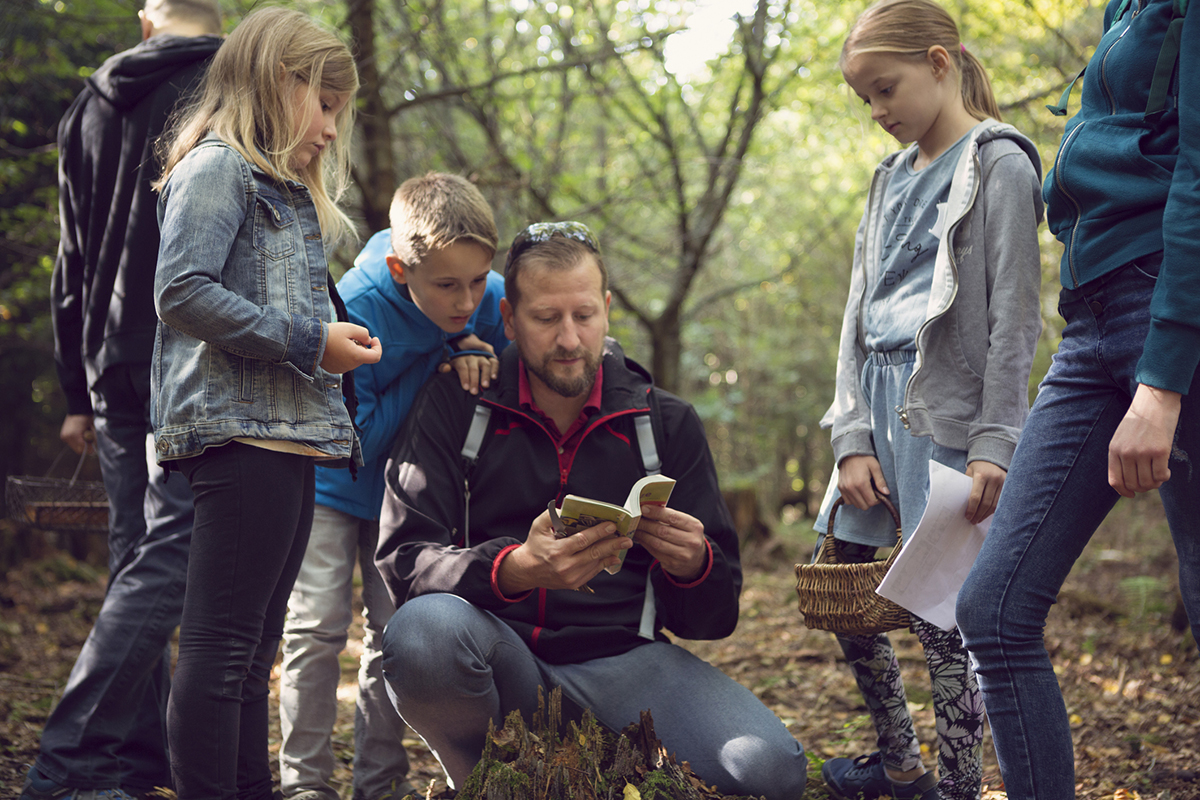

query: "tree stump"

left=424, top=687, right=765, bottom=800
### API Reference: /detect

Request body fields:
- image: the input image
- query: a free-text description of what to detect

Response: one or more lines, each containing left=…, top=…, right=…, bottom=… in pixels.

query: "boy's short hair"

left=389, top=173, right=499, bottom=268
left=144, top=0, right=222, bottom=33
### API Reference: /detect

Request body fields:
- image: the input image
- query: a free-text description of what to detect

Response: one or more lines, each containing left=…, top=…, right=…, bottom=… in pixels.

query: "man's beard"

left=523, top=344, right=601, bottom=398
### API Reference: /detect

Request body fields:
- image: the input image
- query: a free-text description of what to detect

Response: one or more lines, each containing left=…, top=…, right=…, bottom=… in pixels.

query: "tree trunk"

left=346, top=0, right=394, bottom=233
left=649, top=311, right=682, bottom=394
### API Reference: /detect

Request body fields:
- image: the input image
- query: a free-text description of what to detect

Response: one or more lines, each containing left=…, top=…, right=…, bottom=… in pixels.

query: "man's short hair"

left=143, top=0, right=222, bottom=34
left=389, top=173, right=499, bottom=269
left=504, top=236, right=608, bottom=310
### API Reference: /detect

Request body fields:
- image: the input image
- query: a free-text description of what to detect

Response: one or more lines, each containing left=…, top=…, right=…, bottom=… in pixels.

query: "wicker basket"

left=794, top=494, right=911, bottom=635
left=6, top=450, right=109, bottom=533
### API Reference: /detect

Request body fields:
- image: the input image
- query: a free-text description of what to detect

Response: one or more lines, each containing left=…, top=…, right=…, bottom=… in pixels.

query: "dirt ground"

left=1, top=493, right=1197, bottom=799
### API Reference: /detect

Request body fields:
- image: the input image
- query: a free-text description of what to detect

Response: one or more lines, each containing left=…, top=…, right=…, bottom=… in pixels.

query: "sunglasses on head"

left=504, top=221, right=600, bottom=274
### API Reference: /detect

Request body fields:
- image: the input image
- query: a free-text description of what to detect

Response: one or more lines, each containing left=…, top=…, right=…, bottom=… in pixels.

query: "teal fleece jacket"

left=1043, top=0, right=1200, bottom=394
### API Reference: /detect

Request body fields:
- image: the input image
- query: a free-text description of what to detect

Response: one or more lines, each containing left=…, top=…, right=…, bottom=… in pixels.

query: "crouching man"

left=375, top=222, right=808, bottom=799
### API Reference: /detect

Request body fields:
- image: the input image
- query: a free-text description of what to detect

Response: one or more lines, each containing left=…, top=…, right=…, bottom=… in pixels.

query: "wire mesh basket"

left=6, top=449, right=109, bottom=533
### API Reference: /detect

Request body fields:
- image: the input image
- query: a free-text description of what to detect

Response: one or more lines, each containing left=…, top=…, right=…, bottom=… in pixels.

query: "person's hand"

left=634, top=505, right=707, bottom=581
left=838, top=454, right=888, bottom=510
left=964, top=460, right=1006, bottom=524
left=497, top=510, right=630, bottom=596
left=1109, top=383, right=1181, bottom=498
left=60, top=414, right=96, bottom=455
left=321, top=321, right=382, bottom=374
left=438, top=334, right=498, bottom=395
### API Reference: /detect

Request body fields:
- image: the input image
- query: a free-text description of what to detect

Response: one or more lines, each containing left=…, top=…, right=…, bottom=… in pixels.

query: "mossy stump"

left=412, top=687, right=764, bottom=800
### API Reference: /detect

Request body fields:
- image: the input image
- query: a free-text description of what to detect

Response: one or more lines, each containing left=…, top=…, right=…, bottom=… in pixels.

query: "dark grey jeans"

left=36, top=362, right=194, bottom=793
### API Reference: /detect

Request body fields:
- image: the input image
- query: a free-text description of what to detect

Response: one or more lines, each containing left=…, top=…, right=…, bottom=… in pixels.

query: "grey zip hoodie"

left=826, top=119, right=1044, bottom=470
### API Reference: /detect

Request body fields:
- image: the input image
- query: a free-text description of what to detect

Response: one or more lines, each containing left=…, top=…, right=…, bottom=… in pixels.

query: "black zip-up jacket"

left=52, top=33, right=222, bottom=414
left=375, top=339, right=742, bottom=665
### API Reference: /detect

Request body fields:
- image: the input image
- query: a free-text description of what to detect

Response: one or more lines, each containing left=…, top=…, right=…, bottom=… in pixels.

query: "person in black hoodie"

left=28, top=2, right=222, bottom=799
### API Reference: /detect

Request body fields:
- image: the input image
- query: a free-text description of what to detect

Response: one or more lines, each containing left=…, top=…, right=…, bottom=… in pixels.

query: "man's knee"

left=380, top=594, right=477, bottom=690
left=733, top=737, right=808, bottom=798
left=713, top=733, right=807, bottom=800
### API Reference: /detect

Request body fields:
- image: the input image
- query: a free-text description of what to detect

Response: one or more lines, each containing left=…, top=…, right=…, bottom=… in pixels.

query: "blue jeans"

left=380, top=594, right=808, bottom=800
left=279, top=504, right=407, bottom=800
left=36, top=363, right=193, bottom=793
left=170, top=443, right=316, bottom=800
left=957, top=258, right=1200, bottom=800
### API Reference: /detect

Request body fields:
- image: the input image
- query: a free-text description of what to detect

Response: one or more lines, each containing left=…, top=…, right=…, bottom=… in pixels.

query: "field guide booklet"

left=876, top=460, right=991, bottom=630
left=554, top=474, right=676, bottom=574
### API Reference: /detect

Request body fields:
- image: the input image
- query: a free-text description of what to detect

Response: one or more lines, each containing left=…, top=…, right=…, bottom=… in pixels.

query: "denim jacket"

left=151, top=136, right=359, bottom=466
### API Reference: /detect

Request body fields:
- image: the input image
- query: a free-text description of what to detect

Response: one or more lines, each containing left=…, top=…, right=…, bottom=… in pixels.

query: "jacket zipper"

left=897, top=134, right=982, bottom=427
left=1056, top=122, right=1088, bottom=288
left=488, top=400, right=650, bottom=633
left=1099, top=0, right=1139, bottom=114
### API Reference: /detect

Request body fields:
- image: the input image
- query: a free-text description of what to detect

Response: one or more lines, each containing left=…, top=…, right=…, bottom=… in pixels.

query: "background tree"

left=0, top=0, right=139, bottom=486
left=1, top=0, right=1108, bottom=531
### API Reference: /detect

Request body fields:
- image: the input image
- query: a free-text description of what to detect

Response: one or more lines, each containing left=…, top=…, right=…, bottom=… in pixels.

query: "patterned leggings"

left=835, top=544, right=985, bottom=800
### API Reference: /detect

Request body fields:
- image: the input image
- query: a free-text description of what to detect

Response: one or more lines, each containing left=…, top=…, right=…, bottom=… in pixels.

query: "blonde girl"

left=813, top=1, right=1043, bottom=798
left=150, top=7, right=380, bottom=797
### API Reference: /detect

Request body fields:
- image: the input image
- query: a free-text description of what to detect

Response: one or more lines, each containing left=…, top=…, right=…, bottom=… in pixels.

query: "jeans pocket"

left=1129, top=256, right=1162, bottom=282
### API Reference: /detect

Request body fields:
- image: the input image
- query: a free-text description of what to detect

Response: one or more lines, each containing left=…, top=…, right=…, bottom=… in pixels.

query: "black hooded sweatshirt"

left=52, top=33, right=222, bottom=415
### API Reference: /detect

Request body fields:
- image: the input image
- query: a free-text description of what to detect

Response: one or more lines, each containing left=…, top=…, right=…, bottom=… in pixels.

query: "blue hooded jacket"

left=1043, top=0, right=1200, bottom=393
left=315, top=229, right=509, bottom=520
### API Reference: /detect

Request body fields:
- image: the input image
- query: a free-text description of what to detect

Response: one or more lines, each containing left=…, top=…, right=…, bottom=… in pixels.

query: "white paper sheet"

left=876, top=461, right=990, bottom=630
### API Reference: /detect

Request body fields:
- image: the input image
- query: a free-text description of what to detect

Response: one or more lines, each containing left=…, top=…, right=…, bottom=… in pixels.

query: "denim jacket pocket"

left=253, top=191, right=296, bottom=258
left=234, top=354, right=255, bottom=404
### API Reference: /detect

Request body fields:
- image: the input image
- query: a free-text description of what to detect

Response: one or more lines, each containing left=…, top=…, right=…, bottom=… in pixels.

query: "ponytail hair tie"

left=960, top=43, right=967, bottom=53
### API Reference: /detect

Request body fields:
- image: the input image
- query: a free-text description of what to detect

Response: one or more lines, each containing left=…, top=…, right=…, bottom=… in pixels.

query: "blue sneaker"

left=821, top=752, right=940, bottom=800
left=19, top=766, right=136, bottom=800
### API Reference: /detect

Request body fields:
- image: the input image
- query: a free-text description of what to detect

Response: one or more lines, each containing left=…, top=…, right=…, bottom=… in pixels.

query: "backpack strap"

left=1112, top=0, right=1134, bottom=27
left=459, top=403, right=493, bottom=547
left=1046, top=68, right=1087, bottom=117
left=458, top=391, right=665, bottom=641
left=634, top=389, right=666, bottom=639
left=1146, top=0, right=1188, bottom=121
left=461, top=403, right=492, bottom=465
left=1047, top=0, right=1187, bottom=121
left=634, top=413, right=662, bottom=476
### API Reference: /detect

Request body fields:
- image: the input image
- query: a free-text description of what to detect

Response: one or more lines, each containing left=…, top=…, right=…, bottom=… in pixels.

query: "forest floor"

left=1, top=493, right=1197, bottom=799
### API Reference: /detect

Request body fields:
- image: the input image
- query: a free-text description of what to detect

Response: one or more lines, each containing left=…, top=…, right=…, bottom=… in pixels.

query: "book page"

left=557, top=474, right=676, bottom=575
left=558, top=496, right=637, bottom=537
left=625, top=474, right=675, bottom=513
left=876, top=460, right=991, bottom=630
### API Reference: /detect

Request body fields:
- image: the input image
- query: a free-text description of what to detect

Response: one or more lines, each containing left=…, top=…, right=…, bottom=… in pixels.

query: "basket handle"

left=826, top=486, right=902, bottom=546
left=46, top=446, right=90, bottom=487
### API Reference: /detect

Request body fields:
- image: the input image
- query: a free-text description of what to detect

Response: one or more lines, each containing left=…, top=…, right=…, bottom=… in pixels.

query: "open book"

left=554, top=474, right=676, bottom=574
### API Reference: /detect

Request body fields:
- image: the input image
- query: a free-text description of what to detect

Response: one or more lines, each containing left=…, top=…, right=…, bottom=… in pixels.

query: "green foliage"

left=0, top=0, right=1116, bottom=523
left=636, top=770, right=681, bottom=799
left=1119, top=575, right=1171, bottom=619
left=25, top=553, right=102, bottom=587
left=0, top=0, right=138, bottom=483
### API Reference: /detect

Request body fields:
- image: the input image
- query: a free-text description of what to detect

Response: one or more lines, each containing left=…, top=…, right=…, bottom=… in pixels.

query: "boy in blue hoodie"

left=278, top=173, right=509, bottom=800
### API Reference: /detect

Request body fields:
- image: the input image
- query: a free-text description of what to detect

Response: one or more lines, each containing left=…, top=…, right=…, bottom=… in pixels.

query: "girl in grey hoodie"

left=811, top=2, right=1044, bottom=799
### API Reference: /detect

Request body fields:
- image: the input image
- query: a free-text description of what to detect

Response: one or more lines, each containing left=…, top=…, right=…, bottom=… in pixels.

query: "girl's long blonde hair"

left=840, top=0, right=1001, bottom=122
left=156, top=6, right=360, bottom=243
